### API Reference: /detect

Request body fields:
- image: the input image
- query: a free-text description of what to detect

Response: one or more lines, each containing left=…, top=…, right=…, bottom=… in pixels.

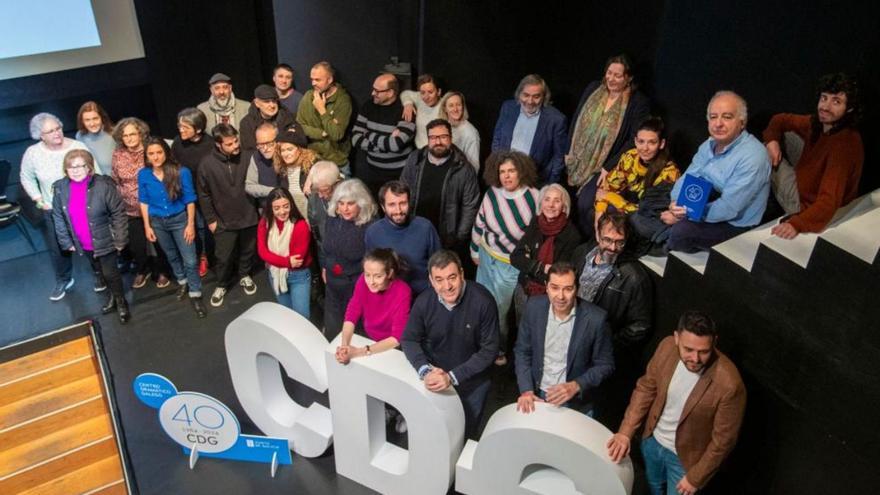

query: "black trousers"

left=85, top=250, right=125, bottom=300
left=323, top=273, right=357, bottom=342
left=126, top=216, right=170, bottom=277
left=212, top=225, right=257, bottom=288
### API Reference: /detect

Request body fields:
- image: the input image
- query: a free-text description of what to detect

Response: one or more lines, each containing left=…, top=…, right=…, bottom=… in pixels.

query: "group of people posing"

left=18, top=55, right=863, bottom=495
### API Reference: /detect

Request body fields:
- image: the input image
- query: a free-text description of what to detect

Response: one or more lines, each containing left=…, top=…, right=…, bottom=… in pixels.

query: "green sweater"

left=296, top=84, right=353, bottom=165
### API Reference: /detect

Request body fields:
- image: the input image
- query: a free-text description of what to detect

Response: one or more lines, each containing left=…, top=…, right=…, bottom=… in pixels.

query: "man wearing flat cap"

left=197, top=72, right=251, bottom=131
left=239, top=84, right=302, bottom=152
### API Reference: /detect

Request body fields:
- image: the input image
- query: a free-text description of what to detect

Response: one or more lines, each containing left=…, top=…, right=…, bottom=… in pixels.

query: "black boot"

left=101, top=295, right=116, bottom=314
left=190, top=296, right=207, bottom=318
left=176, top=283, right=188, bottom=301
left=117, top=296, right=131, bottom=323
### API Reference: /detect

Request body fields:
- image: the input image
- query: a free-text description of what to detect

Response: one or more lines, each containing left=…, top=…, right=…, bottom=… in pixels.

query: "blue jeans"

left=641, top=435, right=689, bottom=495
left=269, top=268, right=311, bottom=319
left=475, top=247, right=520, bottom=352
left=150, top=211, right=201, bottom=297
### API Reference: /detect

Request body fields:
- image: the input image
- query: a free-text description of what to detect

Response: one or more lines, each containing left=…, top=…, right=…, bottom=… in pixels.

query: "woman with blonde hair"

left=273, top=130, right=317, bottom=220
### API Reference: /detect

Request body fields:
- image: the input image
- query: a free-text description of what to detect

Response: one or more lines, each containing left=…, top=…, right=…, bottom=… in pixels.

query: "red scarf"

left=525, top=213, right=568, bottom=295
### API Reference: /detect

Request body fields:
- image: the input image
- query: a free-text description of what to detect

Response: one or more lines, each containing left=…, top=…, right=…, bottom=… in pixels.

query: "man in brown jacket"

left=607, top=311, right=746, bottom=494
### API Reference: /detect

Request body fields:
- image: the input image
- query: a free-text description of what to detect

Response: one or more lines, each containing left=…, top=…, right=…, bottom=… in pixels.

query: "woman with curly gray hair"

left=19, top=112, right=89, bottom=300
left=322, top=178, right=377, bottom=339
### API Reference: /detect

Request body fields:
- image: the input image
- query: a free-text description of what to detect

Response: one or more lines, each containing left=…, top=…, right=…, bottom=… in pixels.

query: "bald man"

left=350, top=73, right=416, bottom=195
left=661, top=91, right=770, bottom=252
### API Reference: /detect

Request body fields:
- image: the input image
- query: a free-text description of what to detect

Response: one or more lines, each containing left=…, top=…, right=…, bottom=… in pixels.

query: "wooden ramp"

left=0, top=323, right=130, bottom=495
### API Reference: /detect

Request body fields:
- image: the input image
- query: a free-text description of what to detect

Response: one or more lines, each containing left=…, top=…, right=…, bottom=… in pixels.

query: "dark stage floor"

left=1, top=250, right=647, bottom=494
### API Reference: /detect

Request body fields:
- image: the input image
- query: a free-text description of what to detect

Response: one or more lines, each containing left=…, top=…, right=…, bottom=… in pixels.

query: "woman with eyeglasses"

left=52, top=149, right=130, bottom=322
left=20, top=112, right=89, bottom=300
left=112, top=117, right=172, bottom=290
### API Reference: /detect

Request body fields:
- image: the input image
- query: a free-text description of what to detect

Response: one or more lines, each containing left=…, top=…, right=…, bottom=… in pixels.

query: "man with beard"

left=238, top=84, right=302, bottom=152
left=400, top=119, right=480, bottom=272
left=365, top=180, right=441, bottom=296
left=351, top=73, right=416, bottom=195
left=762, top=72, right=864, bottom=238
left=297, top=61, right=353, bottom=177
left=197, top=73, right=250, bottom=131
left=491, top=74, right=568, bottom=185
left=572, top=211, right=652, bottom=427
left=273, top=63, right=303, bottom=115
left=197, top=124, right=260, bottom=307
left=607, top=311, right=746, bottom=495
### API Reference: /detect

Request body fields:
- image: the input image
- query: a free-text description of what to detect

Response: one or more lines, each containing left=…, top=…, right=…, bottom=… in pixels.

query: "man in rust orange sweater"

left=763, top=73, right=864, bottom=238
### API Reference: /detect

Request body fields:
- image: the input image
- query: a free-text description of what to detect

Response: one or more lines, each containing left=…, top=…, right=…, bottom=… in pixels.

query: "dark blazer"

left=570, top=81, right=650, bottom=172
left=514, top=296, right=614, bottom=402
left=491, top=99, right=569, bottom=184
left=52, top=175, right=128, bottom=256
left=618, top=336, right=746, bottom=489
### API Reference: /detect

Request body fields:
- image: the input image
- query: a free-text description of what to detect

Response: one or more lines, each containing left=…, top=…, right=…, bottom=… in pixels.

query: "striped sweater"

left=351, top=99, right=416, bottom=170
left=470, top=186, right=539, bottom=262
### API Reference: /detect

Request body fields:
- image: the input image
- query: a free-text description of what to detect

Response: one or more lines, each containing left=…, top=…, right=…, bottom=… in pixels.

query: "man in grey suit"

left=514, top=261, right=615, bottom=415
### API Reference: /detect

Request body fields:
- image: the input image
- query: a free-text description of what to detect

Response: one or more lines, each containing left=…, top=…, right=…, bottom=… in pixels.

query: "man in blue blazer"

left=491, top=74, right=569, bottom=184
left=514, top=261, right=615, bottom=414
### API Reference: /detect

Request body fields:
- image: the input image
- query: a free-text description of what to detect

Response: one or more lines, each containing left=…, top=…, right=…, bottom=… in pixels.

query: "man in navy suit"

left=514, top=261, right=614, bottom=414
left=491, top=74, right=569, bottom=184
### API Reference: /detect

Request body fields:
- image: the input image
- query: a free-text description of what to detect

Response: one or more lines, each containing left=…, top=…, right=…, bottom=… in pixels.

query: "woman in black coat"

left=53, top=149, right=131, bottom=322
left=510, top=183, right=582, bottom=324
left=565, top=54, right=650, bottom=237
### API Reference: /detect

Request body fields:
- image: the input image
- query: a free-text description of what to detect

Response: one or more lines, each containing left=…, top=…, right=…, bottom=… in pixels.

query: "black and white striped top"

left=351, top=100, right=416, bottom=170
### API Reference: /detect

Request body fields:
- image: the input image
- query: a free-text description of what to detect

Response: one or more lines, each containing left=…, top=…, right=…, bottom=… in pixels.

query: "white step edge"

left=668, top=250, right=710, bottom=275
left=712, top=219, right=777, bottom=272
left=639, top=255, right=668, bottom=277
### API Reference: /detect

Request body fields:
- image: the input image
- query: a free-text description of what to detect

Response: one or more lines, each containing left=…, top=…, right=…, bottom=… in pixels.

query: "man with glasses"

left=572, top=211, right=652, bottom=428
left=400, top=119, right=479, bottom=275
left=239, top=84, right=302, bottom=152
left=351, top=73, right=416, bottom=196
left=244, top=122, right=282, bottom=208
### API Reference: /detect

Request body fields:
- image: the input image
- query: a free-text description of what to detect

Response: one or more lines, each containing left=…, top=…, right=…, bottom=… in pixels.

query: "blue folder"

left=676, top=174, right=713, bottom=221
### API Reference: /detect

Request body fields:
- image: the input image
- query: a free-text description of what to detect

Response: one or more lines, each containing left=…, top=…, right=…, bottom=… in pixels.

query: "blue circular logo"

left=133, top=373, right=178, bottom=409
left=685, top=184, right=704, bottom=202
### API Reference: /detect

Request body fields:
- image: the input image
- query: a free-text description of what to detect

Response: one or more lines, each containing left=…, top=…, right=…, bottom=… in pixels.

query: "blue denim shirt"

left=137, top=166, right=197, bottom=218
left=670, top=131, right=770, bottom=227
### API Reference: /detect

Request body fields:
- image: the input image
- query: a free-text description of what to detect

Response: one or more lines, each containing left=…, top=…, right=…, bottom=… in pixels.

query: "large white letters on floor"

left=225, top=302, right=333, bottom=458
left=226, top=302, right=633, bottom=494
left=326, top=332, right=465, bottom=494
left=456, top=403, right=634, bottom=494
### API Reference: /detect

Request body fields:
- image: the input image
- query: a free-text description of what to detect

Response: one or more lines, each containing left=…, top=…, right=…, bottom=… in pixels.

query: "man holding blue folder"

left=660, top=91, right=770, bottom=252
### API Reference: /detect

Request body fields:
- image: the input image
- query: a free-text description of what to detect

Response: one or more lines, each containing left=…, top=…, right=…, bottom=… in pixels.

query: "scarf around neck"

left=566, top=85, right=629, bottom=186
left=268, top=218, right=295, bottom=295
left=525, top=213, right=568, bottom=295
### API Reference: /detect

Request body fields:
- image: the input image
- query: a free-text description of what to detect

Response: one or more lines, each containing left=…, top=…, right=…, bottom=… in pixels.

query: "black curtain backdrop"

left=1, top=0, right=878, bottom=492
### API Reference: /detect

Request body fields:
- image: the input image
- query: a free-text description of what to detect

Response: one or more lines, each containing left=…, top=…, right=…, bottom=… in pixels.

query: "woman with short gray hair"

left=20, top=112, right=89, bottom=300
left=322, top=178, right=377, bottom=340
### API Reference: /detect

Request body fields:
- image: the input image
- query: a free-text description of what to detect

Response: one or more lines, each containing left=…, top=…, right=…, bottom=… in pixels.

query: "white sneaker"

left=210, top=287, right=227, bottom=307
left=240, top=276, right=257, bottom=295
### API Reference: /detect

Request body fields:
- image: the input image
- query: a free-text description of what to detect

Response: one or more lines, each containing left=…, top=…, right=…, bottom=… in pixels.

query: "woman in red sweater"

left=257, top=187, right=312, bottom=318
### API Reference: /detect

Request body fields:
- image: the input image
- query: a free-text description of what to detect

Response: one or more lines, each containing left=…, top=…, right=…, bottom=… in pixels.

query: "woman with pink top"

left=335, top=248, right=411, bottom=364
left=52, top=150, right=130, bottom=322
left=335, top=247, right=412, bottom=433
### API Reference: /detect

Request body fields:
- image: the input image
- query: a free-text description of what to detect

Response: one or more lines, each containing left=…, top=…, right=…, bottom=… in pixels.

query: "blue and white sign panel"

left=133, top=373, right=292, bottom=467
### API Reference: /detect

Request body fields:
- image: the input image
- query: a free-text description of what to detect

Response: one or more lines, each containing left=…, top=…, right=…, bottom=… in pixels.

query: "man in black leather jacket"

left=572, top=211, right=652, bottom=427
